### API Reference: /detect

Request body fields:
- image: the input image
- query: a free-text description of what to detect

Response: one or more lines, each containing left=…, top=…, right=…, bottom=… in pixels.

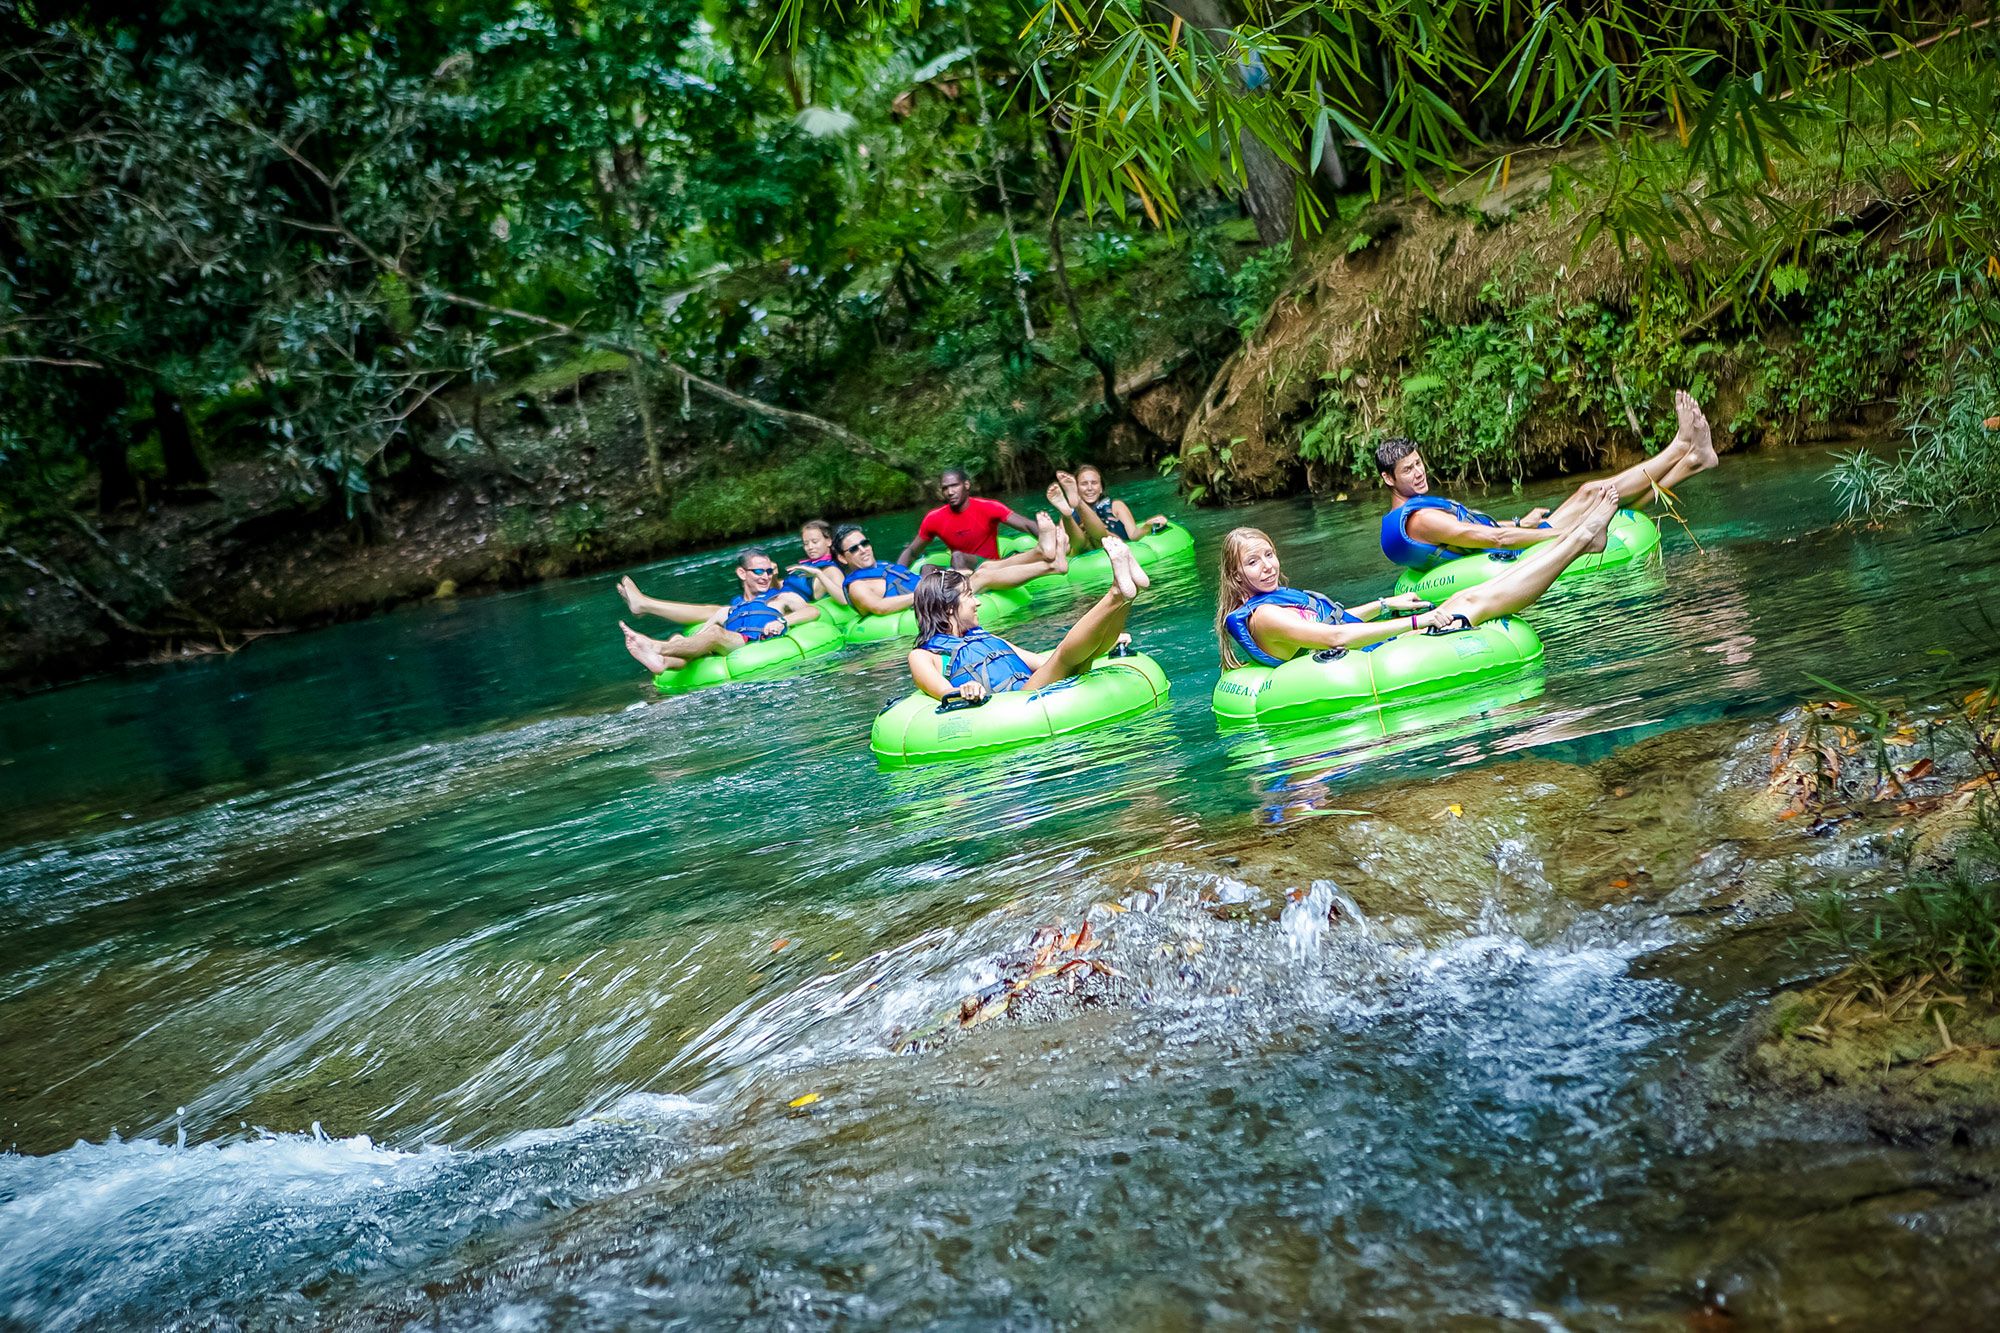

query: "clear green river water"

left=4, top=449, right=1998, bottom=1329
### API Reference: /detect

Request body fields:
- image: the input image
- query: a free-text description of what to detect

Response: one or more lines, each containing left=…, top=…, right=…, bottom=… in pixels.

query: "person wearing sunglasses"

left=793, top=519, right=1070, bottom=618
left=616, top=547, right=821, bottom=676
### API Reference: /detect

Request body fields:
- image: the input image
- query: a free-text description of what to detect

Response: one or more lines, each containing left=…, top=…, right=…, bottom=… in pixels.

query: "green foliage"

left=1293, top=249, right=1961, bottom=486
left=1806, top=792, right=2000, bottom=998
left=1828, top=360, right=2000, bottom=522
left=1825, top=267, right=2000, bottom=522
left=1228, top=243, right=1293, bottom=340
left=551, top=503, right=606, bottom=555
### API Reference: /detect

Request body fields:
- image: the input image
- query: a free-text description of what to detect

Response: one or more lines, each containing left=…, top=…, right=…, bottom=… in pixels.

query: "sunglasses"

left=840, top=540, right=870, bottom=555
left=746, top=566, right=778, bottom=576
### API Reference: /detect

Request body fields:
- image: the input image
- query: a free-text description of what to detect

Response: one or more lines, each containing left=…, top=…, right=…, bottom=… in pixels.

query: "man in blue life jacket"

left=791, top=520, right=1069, bottom=618
left=616, top=547, right=821, bottom=677
left=1378, top=389, right=1719, bottom=573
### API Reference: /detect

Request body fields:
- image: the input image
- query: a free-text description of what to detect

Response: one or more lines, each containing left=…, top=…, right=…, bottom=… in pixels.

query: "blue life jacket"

left=1087, top=497, right=1130, bottom=540
left=1380, top=495, right=1502, bottom=570
left=843, top=560, right=921, bottom=601
left=1224, top=588, right=1359, bottom=667
left=782, top=554, right=835, bottom=600
left=722, top=592, right=789, bottom=643
left=916, top=627, right=1035, bottom=694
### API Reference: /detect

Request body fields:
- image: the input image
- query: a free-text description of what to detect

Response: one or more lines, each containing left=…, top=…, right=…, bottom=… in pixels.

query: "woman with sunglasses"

left=795, top=518, right=1070, bottom=618
left=617, top=547, right=821, bottom=676
left=908, top=535, right=1149, bottom=704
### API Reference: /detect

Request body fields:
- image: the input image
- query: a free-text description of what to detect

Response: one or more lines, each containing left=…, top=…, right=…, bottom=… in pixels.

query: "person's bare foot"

left=1674, top=389, right=1717, bottom=470
left=617, top=576, right=647, bottom=617
left=1034, top=511, right=1064, bottom=567
left=1046, top=481, right=1068, bottom=513
left=1101, top=535, right=1143, bottom=599
left=1577, top=488, right=1618, bottom=555
left=1056, top=471, right=1083, bottom=510
left=622, top=621, right=671, bottom=675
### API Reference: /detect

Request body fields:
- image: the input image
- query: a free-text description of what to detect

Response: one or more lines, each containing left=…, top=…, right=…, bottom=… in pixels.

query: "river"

left=4, top=448, right=1998, bottom=1328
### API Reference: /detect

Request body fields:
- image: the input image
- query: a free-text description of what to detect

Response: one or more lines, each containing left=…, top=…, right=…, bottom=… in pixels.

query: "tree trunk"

left=1049, top=211, right=1139, bottom=433
left=631, top=359, right=664, bottom=497
left=1158, top=0, right=1302, bottom=245
left=960, top=13, right=1035, bottom=344
left=78, top=370, right=138, bottom=512
left=153, top=385, right=210, bottom=489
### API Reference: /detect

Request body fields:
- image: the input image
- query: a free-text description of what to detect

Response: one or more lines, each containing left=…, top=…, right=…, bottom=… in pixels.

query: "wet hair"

left=1075, top=464, right=1103, bottom=482
left=736, top=546, right=774, bottom=571
left=940, top=467, right=969, bottom=486
left=1375, top=437, right=1419, bottom=477
left=913, top=567, right=970, bottom=640
left=801, top=518, right=833, bottom=543
left=831, top=523, right=868, bottom=562
left=1214, top=526, right=1280, bottom=670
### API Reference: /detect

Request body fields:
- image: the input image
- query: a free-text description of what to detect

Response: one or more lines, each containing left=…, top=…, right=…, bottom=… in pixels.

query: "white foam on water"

left=0, top=1092, right=713, bottom=1331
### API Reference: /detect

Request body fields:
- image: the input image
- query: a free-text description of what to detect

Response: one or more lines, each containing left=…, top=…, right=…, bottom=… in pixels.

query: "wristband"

left=1410, top=614, right=1418, bottom=630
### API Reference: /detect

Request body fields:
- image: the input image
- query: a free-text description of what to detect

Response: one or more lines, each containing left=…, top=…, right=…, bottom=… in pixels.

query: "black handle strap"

left=935, top=690, right=988, bottom=713
left=1311, top=647, right=1348, bottom=662
left=1425, top=613, right=1475, bottom=636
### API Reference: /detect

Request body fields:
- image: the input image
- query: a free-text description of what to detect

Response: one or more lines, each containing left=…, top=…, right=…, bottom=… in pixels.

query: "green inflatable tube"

left=1057, top=520, right=1196, bottom=590
left=871, top=650, right=1172, bottom=768
left=652, top=616, right=846, bottom=694
left=1390, top=509, right=1661, bottom=599
left=841, top=583, right=1030, bottom=644
left=920, top=522, right=1194, bottom=596
left=1211, top=616, right=1544, bottom=728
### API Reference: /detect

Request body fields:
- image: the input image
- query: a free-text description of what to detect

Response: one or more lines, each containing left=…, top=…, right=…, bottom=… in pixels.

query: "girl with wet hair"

left=1215, top=493, right=1621, bottom=670
left=909, top=536, right=1151, bottom=703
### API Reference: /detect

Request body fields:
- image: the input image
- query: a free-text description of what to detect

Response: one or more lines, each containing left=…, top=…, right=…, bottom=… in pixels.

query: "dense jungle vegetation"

left=2, top=1, right=1997, bottom=678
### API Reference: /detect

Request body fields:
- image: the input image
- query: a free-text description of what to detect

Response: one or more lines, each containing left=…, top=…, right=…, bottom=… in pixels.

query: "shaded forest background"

left=3, top=0, right=1996, bottom=686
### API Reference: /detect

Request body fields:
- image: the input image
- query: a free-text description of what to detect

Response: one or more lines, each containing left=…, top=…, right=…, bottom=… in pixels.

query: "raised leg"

left=1023, top=592, right=1132, bottom=690
left=618, top=576, right=722, bottom=625
left=621, top=620, right=741, bottom=676
left=1059, top=471, right=1115, bottom=544
left=973, top=514, right=1071, bottom=590
left=1440, top=488, right=1618, bottom=625
left=1022, top=538, right=1148, bottom=689
left=1049, top=483, right=1094, bottom=551
left=1542, top=390, right=1716, bottom=526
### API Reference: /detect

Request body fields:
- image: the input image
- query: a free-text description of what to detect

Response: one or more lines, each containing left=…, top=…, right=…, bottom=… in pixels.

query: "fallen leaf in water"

left=1901, top=758, right=1934, bottom=783
left=1984, top=416, right=2000, bottom=430
left=1184, top=940, right=1205, bottom=957
left=1096, top=901, right=1127, bottom=914
left=788, top=1092, right=821, bottom=1109
left=1612, top=785, right=1629, bottom=798
left=770, top=939, right=790, bottom=953
left=1777, top=809, right=1799, bottom=820
left=1442, top=803, right=1463, bottom=819
left=828, top=951, right=844, bottom=962
left=1611, top=878, right=1631, bottom=889
left=961, top=994, right=1010, bottom=1027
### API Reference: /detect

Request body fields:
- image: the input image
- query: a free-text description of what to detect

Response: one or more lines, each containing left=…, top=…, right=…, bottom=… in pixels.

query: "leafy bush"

left=1228, top=242, right=1293, bottom=340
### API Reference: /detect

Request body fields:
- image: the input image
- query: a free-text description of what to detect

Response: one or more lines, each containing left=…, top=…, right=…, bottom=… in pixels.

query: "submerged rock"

left=1726, top=983, right=2000, bottom=1146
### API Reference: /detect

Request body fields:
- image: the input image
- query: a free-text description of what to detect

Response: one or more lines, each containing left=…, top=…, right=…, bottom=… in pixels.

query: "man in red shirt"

left=898, top=468, right=1039, bottom=570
